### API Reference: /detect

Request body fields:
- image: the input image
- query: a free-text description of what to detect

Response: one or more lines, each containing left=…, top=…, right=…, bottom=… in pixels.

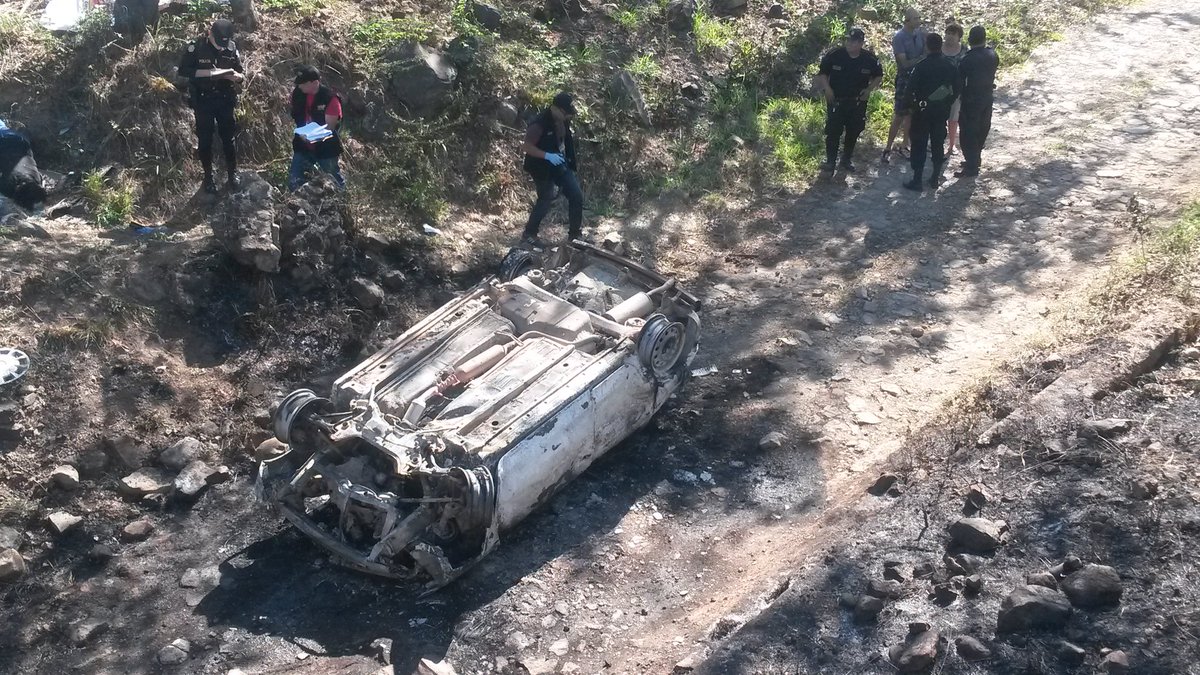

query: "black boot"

left=903, top=175, right=924, bottom=192
left=840, top=140, right=857, bottom=172
left=929, top=162, right=944, bottom=189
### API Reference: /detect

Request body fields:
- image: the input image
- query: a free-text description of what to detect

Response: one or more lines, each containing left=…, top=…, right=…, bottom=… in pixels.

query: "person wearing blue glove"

left=520, top=91, right=584, bottom=249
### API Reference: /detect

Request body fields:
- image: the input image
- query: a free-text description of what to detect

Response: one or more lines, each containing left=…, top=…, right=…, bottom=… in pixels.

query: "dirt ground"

left=2, top=1, right=1200, bottom=674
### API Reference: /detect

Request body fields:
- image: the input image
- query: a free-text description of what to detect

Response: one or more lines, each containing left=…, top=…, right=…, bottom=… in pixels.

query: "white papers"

left=294, top=122, right=332, bottom=143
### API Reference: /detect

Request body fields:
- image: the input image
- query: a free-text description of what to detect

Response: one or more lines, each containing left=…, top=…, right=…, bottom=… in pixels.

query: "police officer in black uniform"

left=815, top=27, right=883, bottom=173
left=955, top=26, right=999, bottom=178
left=901, top=33, right=960, bottom=191
left=179, top=19, right=244, bottom=194
left=520, top=92, right=582, bottom=249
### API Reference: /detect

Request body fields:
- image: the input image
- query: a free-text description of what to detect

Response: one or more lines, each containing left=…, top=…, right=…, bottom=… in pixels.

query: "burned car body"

left=257, top=242, right=700, bottom=589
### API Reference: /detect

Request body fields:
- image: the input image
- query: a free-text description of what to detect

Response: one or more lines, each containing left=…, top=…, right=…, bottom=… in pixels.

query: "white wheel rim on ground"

left=0, top=348, right=31, bottom=385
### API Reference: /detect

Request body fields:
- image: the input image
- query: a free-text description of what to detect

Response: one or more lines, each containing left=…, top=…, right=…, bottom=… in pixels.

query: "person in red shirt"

left=288, top=65, right=345, bottom=191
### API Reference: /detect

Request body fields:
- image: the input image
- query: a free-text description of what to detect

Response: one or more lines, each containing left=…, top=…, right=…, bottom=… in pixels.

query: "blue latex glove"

left=544, top=152, right=566, bottom=166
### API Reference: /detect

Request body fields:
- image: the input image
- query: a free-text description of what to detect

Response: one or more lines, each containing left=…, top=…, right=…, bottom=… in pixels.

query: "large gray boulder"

left=948, top=517, right=1008, bottom=552
left=997, top=585, right=1072, bottom=632
left=384, top=42, right=457, bottom=118
left=1060, top=564, right=1122, bottom=609
left=665, top=0, right=695, bottom=31
left=210, top=172, right=281, bottom=273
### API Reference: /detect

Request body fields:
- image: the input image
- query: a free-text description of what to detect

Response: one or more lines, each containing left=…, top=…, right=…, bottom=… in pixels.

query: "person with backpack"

left=288, top=65, right=346, bottom=191
left=901, top=33, right=960, bottom=191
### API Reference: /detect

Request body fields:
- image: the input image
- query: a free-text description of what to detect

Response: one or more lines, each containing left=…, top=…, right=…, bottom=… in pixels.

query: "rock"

left=1049, top=555, right=1085, bottom=578
left=1130, top=476, right=1159, bottom=499
left=384, top=42, right=457, bottom=118
left=105, top=435, right=151, bottom=471
left=50, top=464, right=80, bottom=490
left=884, top=566, right=906, bottom=582
left=0, top=526, right=20, bottom=550
left=160, top=437, right=203, bottom=470
left=888, top=627, right=940, bottom=673
left=867, top=579, right=903, bottom=599
left=174, top=460, right=216, bottom=498
left=549, top=638, right=569, bottom=656
left=1060, top=564, right=1122, bottom=609
left=89, top=543, right=116, bottom=561
left=963, top=574, right=983, bottom=595
left=664, top=0, right=695, bottom=31
left=955, top=636, right=991, bottom=661
left=158, top=638, right=190, bottom=665
left=838, top=593, right=859, bottom=608
left=965, top=484, right=991, bottom=512
left=758, top=431, right=785, bottom=450
left=71, top=618, right=110, bottom=645
left=350, top=277, right=385, bottom=309
left=370, top=637, right=393, bottom=665
left=867, top=473, right=899, bottom=496
left=913, top=562, right=936, bottom=579
left=494, top=102, right=520, bottom=127
left=766, top=2, right=784, bottom=18
left=254, top=438, right=289, bottom=461
left=1027, top=571, right=1058, bottom=589
left=710, top=0, right=747, bottom=15
left=229, top=0, right=258, bottom=30
left=1041, top=353, right=1065, bottom=369
left=932, top=582, right=959, bottom=605
left=997, top=585, right=1072, bottom=632
left=856, top=6, right=879, bottom=20
left=0, top=548, right=27, bottom=581
left=46, top=511, right=82, bottom=534
left=471, top=1, right=502, bottom=29
left=207, top=465, right=232, bottom=485
left=75, top=449, right=108, bottom=477
left=1077, top=418, right=1134, bottom=439
left=119, top=468, right=174, bottom=498
left=600, top=231, right=627, bottom=255
left=416, top=658, right=459, bottom=675
left=210, top=173, right=281, bottom=272
left=853, top=595, right=884, bottom=623
left=612, top=70, right=651, bottom=126
left=948, top=517, right=1008, bottom=552
left=1101, top=650, right=1130, bottom=673
left=680, top=82, right=702, bottom=99
left=1059, top=641, right=1087, bottom=665
left=673, top=649, right=704, bottom=671
left=809, top=312, right=842, bottom=330
left=120, top=519, right=155, bottom=542
left=179, top=568, right=202, bottom=588
left=1180, top=346, right=1200, bottom=362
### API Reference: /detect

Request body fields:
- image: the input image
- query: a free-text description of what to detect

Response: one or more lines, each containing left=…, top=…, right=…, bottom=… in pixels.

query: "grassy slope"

left=0, top=0, right=1124, bottom=231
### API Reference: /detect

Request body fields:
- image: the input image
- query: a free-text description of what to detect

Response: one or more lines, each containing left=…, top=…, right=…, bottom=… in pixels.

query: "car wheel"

left=498, top=248, right=538, bottom=281
left=638, top=315, right=687, bottom=379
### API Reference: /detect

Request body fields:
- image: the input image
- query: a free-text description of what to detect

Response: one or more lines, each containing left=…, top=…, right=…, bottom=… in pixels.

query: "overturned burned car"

left=257, top=242, right=701, bottom=589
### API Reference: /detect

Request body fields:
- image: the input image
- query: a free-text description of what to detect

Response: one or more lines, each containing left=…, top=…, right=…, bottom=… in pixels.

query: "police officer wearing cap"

left=288, top=65, right=345, bottom=191
left=901, top=32, right=959, bottom=191
left=520, top=92, right=583, bottom=249
left=179, top=19, right=244, bottom=194
left=815, top=27, right=883, bottom=173
left=954, top=26, right=998, bottom=178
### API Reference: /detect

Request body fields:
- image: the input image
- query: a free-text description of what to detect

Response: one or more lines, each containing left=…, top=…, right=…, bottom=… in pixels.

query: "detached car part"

left=257, top=242, right=701, bottom=589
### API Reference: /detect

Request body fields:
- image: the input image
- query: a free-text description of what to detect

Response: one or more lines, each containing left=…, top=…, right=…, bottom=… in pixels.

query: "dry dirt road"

left=5, top=1, right=1200, bottom=674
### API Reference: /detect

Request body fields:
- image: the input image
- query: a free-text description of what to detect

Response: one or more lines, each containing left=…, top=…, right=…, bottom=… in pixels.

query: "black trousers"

left=194, top=97, right=238, bottom=177
left=909, top=106, right=950, bottom=177
left=824, top=98, right=867, bottom=164
left=959, top=98, right=993, bottom=170
left=523, top=169, right=583, bottom=240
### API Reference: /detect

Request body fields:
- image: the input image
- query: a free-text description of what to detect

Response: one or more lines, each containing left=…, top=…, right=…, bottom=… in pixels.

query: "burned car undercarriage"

left=257, top=242, right=701, bottom=589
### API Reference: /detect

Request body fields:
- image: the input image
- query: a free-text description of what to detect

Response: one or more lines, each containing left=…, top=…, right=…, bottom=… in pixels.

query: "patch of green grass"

left=258, top=0, right=327, bottom=16
left=39, top=317, right=117, bottom=351
left=351, top=17, right=435, bottom=62
left=866, top=89, right=892, bottom=143
left=694, top=11, right=737, bottom=53
left=491, top=42, right=601, bottom=104
left=0, top=486, right=37, bottom=525
left=82, top=170, right=135, bottom=230
left=758, top=97, right=826, bottom=181
left=451, top=0, right=486, bottom=36
left=626, top=54, right=661, bottom=80
left=613, top=0, right=664, bottom=30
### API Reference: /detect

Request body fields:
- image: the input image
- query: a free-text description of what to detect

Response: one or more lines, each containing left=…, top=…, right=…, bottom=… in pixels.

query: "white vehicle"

left=256, top=242, right=701, bottom=589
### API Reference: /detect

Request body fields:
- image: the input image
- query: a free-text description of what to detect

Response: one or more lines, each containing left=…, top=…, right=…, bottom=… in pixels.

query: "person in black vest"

left=521, top=92, right=582, bottom=249
left=955, top=26, right=999, bottom=178
left=0, top=120, right=47, bottom=211
left=815, top=27, right=883, bottom=173
left=288, top=65, right=345, bottom=191
left=901, top=33, right=960, bottom=192
left=178, top=19, right=244, bottom=194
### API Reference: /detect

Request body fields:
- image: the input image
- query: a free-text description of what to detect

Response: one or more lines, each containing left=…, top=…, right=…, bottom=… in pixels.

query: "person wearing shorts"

left=943, top=24, right=967, bottom=155
left=883, top=7, right=926, bottom=163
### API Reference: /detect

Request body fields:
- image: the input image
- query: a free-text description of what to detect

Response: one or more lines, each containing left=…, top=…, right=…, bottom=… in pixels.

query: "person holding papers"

left=288, top=65, right=345, bottom=192
left=179, top=19, right=244, bottom=195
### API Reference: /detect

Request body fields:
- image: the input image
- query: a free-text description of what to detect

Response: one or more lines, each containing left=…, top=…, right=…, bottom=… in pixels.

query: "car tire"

left=498, top=248, right=538, bottom=281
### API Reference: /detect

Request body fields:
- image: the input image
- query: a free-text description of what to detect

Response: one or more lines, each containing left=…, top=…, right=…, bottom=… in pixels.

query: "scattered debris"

left=119, top=468, right=174, bottom=498
left=369, top=638, right=393, bottom=665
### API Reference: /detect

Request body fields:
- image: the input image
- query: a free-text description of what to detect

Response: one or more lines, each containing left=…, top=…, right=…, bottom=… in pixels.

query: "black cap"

left=211, top=19, right=235, bottom=47
left=848, top=27, right=866, bottom=42
left=295, top=65, right=321, bottom=85
left=552, top=91, right=577, bottom=115
left=968, top=25, right=987, bottom=45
